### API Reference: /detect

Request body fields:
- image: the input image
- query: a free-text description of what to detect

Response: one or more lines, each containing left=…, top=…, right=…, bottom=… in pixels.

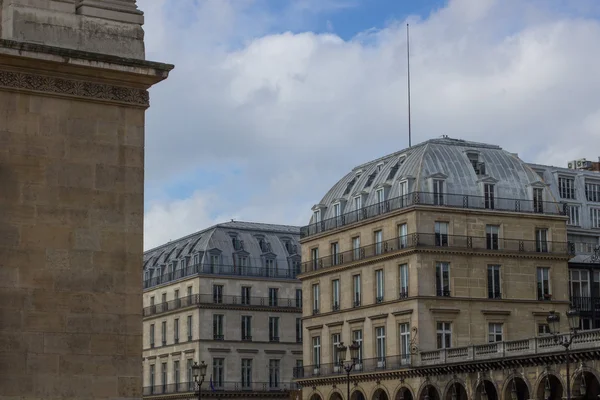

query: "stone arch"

left=572, top=368, right=600, bottom=400
left=534, top=373, right=564, bottom=400
left=309, top=390, right=324, bottom=400
left=351, top=388, right=368, bottom=400
left=329, top=390, right=344, bottom=400
left=473, top=379, right=499, bottom=400
left=502, top=374, right=530, bottom=400
left=443, top=380, right=468, bottom=400
left=393, top=384, right=416, bottom=400
left=417, top=382, right=442, bottom=400
left=371, top=387, right=391, bottom=400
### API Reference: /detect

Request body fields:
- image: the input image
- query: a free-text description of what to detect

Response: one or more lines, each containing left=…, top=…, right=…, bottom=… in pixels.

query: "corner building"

left=142, top=221, right=303, bottom=399
left=296, top=138, right=600, bottom=400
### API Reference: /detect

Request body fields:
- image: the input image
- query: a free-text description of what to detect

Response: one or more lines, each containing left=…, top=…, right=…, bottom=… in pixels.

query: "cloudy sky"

left=138, top=0, right=600, bottom=249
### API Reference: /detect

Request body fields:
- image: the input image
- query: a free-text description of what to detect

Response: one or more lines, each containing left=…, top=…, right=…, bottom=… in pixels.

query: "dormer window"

left=433, top=179, right=444, bottom=205
left=343, top=177, right=357, bottom=196
left=231, top=235, right=243, bottom=251
left=333, top=202, right=342, bottom=218
left=313, top=209, right=321, bottom=223
left=484, top=184, right=495, bottom=210
left=533, top=188, right=544, bottom=213
left=386, top=158, right=404, bottom=181
left=376, top=162, right=384, bottom=172
left=193, top=253, right=200, bottom=266
left=559, top=176, right=576, bottom=199
left=467, top=152, right=486, bottom=175
left=365, top=171, right=378, bottom=188
left=354, top=196, right=362, bottom=210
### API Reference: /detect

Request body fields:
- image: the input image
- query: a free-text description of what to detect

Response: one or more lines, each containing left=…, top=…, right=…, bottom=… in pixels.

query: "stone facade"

left=0, top=1, right=172, bottom=399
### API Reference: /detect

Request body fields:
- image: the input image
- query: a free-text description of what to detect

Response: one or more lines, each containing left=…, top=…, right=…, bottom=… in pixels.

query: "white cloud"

left=140, top=0, right=600, bottom=249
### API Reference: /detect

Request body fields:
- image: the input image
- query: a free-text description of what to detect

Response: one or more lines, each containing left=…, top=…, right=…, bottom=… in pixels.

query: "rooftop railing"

left=143, top=381, right=299, bottom=396
left=301, top=192, right=567, bottom=238
left=143, top=293, right=301, bottom=317
left=144, top=263, right=300, bottom=290
left=296, top=329, right=600, bottom=379
left=301, top=232, right=568, bottom=274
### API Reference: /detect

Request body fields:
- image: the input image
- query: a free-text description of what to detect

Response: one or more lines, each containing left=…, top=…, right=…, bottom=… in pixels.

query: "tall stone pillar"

left=0, top=1, right=172, bottom=399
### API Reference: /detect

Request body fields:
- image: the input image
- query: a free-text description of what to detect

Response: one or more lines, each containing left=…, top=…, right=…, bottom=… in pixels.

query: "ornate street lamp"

left=336, top=341, right=361, bottom=400
left=480, top=383, right=488, bottom=400
left=544, top=376, right=551, bottom=400
left=192, top=361, right=207, bottom=400
left=546, top=309, right=581, bottom=400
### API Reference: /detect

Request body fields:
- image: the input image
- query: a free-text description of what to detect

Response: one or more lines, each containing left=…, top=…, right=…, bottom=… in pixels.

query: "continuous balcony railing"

left=301, top=232, right=569, bottom=274
left=143, top=293, right=301, bottom=317
left=296, top=329, right=600, bottom=379
left=571, top=296, right=600, bottom=312
left=301, top=192, right=567, bottom=238
left=144, top=263, right=300, bottom=290
left=143, top=381, right=299, bottom=396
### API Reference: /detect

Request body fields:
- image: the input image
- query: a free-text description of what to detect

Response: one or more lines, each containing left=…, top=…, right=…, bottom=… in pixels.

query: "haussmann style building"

left=141, top=221, right=304, bottom=399
left=295, top=137, right=600, bottom=400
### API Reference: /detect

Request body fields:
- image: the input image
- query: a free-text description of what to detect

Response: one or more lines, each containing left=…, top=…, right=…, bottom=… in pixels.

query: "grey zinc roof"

left=143, top=221, right=301, bottom=278
left=310, top=137, right=557, bottom=223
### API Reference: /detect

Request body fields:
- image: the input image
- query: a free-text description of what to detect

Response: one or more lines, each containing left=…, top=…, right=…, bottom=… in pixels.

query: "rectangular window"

left=265, top=258, right=276, bottom=277
left=312, top=283, right=320, bottom=314
left=537, top=267, right=551, bottom=300
left=486, top=225, right=499, bottom=250
left=568, top=205, right=581, bottom=226
left=333, top=203, right=341, bottom=217
left=436, top=322, right=452, bottom=349
left=559, top=177, right=576, bottom=199
left=538, top=324, right=551, bottom=335
left=536, top=229, right=548, bottom=253
left=162, top=293, right=167, bottom=304
left=570, top=270, right=590, bottom=298
left=213, top=285, right=223, bottom=304
left=436, top=262, right=450, bottom=296
left=435, top=222, right=449, bottom=247
left=331, top=242, right=340, bottom=266
left=210, top=254, right=220, bottom=271
left=353, top=275, right=361, bottom=306
left=174, top=289, right=180, bottom=307
left=295, top=289, right=302, bottom=308
left=150, top=364, right=155, bottom=388
left=313, top=209, right=321, bottom=223
left=269, top=359, right=280, bottom=388
left=213, top=315, right=224, bottom=340
left=187, top=359, right=193, bottom=387
left=187, top=286, right=192, bottom=297
left=374, top=230, right=383, bottom=255
left=375, top=326, right=386, bottom=361
left=241, top=315, right=252, bottom=341
left=433, top=179, right=444, bottom=205
left=161, top=321, right=166, bottom=346
left=352, top=236, right=361, bottom=260
left=399, top=180, right=408, bottom=199
left=269, top=317, right=279, bottom=342
left=331, top=333, right=341, bottom=364
left=149, top=324, right=155, bottom=347
left=161, top=362, right=167, bottom=389
left=487, top=265, right=501, bottom=299
left=376, top=188, right=385, bottom=213
left=150, top=296, right=155, bottom=306
left=484, top=183, right=495, bottom=209
left=533, top=187, right=544, bottom=213
left=212, top=358, right=224, bottom=389
left=399, top=323, right=411, bottom=363
left=241, top=286, right=251, bottom=305
left=268, top=288, right=279, bottom=307
left=312, top=336, right=321, bottom=366
left=354, top=195, right=362, bottom=210
left=238, top=255, right=248, bottom=274
left=586, top=182, right=600, bottom=202
left=375, top=269, right=384, bottom=303
left=332, top=279, right=340, bottom=310
left=296, top=318, right=302, bottom=343
left=174, top=318, right=179, bottom=343
left=241, top=359, right=252, bottom=389
left=311, top=247, right=319, bottom=270
left=187, top=315, right=192, bottom=340
left=398, top=223, right=408, bottom=248
left=174, top=360, right=180, bottom=386
left=352, top=330, right=363, bottom=363
left=399, top=264, right=409, bottom=298
left=591, top=208, right=600, bottom=229
left=193, top=253, right=199, bottom=266
left=488, top=323, right=503, bottom=343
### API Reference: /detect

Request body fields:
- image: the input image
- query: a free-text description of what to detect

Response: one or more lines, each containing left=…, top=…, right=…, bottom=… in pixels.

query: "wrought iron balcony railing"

left=143, top=293, right=301, bottom=317
left=296, top=329, right=600, bottom=379
left=301, top=232, right=568, bottom=274
left=143, top=381, right=299, bottom=396
left=301, top=191, right=567, bottom=238
left=144, top=263, right=300, bottom=290
left=570, top=296, right=600, bottom=312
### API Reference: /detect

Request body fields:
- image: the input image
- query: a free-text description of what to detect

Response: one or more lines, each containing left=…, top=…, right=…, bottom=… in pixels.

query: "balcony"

left=143, top=293, right=301, bottom=318
left=301, top=232, right=569, bottom=274
left=143, top=263, right=299, bottom=290
left=297, top=329, right=600, bottom=379
left=571, top=296, right=600, bottom=312
left=143, top=381, right=299, bottom=396
left=301, top=191, right=567, bottom=238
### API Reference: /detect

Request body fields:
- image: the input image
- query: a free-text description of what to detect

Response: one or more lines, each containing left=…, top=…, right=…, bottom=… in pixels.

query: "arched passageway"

left=445, top=382, right=468, bottom=400
left=474, top=380, right=498, bottom=400
left=573, top=371, right=600, bottom=400
left=395, top=387, right=414, bottom=400
left=373, top=388, right=389, bottom=400
left=351, top=390, right=367, bottom=400
left=535, top=374, right=563, bottom=400
left=329, top=392, right=343, bottom=400
left=310, top=395, right=323, bottom=400
left=419, top=385, right=441, bottom=400
left=504, top=377, right=529, bottom=400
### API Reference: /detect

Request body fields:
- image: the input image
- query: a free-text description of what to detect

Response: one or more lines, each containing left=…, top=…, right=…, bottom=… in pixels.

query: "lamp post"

left=546, top=309, right=581, bottom=400
left=192, top=361, right=207, bottom=400
left=336, top=341, right=361, bottom=400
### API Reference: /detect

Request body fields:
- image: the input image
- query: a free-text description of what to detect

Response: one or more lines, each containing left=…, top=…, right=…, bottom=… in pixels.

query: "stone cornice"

left=306, top=324, right=323, bottom=331
left=369, top=313, right=389, bottom=321
left=264, top=350, right=286, bottom=355
left=429, top=308, right=460, bottom=314
left=326, top=321, right=344, bottom=328
left=347, top=317, right=366, bottom=324
left=481, top=309, right=511, bottom=316
left=236, top=349, right=259, bottom=354
left=392, top=310, right=413, bottom=317
left=208, top=348, right=231, bottom=353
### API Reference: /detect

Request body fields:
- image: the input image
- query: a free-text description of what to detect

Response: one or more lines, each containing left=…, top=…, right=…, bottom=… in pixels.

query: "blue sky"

left=139, top=0, right=600, bottom=249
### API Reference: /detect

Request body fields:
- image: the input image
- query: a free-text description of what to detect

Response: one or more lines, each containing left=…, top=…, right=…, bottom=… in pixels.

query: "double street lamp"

left=192, top=361, right=208, bottom=400
left=336, top=341, right=361, bottom=400
left=546, top=309, right=582, bottom=400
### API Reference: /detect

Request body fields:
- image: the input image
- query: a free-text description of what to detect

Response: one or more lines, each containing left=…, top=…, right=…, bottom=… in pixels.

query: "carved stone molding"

left=0, top=69, right=149, bottom=107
